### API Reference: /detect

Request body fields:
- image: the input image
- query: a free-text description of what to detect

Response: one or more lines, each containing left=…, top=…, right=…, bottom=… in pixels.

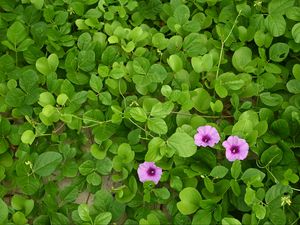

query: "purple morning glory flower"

left=223, top=136, right=249, bottom=161
left=137, top=162, right=162, bottom=184
left=194, top=125, right=220, bottom=147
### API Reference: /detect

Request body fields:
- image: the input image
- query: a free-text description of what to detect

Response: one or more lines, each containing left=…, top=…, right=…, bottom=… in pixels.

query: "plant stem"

left=216, top=10, right=242, bottom=79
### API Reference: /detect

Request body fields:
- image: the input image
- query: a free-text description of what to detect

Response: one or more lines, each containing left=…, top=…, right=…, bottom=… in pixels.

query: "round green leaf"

left=12, top=211, right=27, bottom=225
left=177, top=187, right=202, bottom=215
left=292, top=23, right=300, bottom=43
left=130, top=107, right=147, bottom=122
left=292, top=64, right=300, bottom=80
left=192, top=209, right=212, bottom=225
left=167, top=132, right=197, bottom=158
left=287, top=79, right=300, bottom=94
left=167, top=54, right=183, bottom=72
left=253, top=204, right=266, bottom=220
left=38, top=92, right=56, bottom=107
left=86, top=172, right=101, bottom=186
left=232, top=47, right=252, bottom=72
left=21, top=130, right=36, bottom=145
left=191, top=54, right=213, bottom=73
left=78, top=204, right=91, bottom=222
left=269, top=42, right=289, bottom=62
left=94, top=212, right=112, bottom=225
left=0, top=199, right=8, bottom=224
left=147, top=118, right=168, bottom=135
left=260, top=92, right=283, bottom=107
left=210, top=166, right=228, bottom=179
left=265, top=14, right=286, bottom=37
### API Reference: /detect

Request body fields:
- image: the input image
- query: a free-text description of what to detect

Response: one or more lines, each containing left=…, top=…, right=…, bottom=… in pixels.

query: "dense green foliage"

left=0, top=0, right=300, bottom=224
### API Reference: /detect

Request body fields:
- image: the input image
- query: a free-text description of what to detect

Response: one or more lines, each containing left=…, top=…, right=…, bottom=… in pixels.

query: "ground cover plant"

left=0, top=0, right=300, bottom=224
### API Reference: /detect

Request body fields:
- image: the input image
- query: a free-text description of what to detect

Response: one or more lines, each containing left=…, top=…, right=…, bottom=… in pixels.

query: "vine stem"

left=129, top=118, right=155, bottom=138
left=216, top=10, right=242, bottom=79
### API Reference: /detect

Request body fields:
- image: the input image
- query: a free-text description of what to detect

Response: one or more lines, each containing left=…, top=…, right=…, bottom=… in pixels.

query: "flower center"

left=230, top=146, right=240, bottom=154
left=202, top=135, right=211, bottom=143
left=147, top=167, right=156, bottom=176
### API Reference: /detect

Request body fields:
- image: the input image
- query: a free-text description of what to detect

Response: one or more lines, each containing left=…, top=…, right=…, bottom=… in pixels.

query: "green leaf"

left=265, top=14, right=286, bottom=37
left=191, top=88, right=211, bottom=113
left=192, top=209, right=212, bottom=225
left=210, top=100, right=223, bottom=113
left=19, top=69, right=38, bottom=92
left=230, top=179, right=241, bottom=196
left=244, top=187, right=256, bottom=206
left=204, top=177, right=214, bottom=193
left=269, top=208, right=286, bottom=225
left=231, top=160, right=241, bottom=179
left=292, top=23, right=300, bottom=43
left=12, top=211, right=28, bottom=225
left=271, top=119, right=290, bottom=138
left=260, top=92, right=283, bottom=107
left=153, top=187, right=170, bottom=200
left=90, top=74, right=103, bottom=93
left=0, top=138, right=8, bottom=154
left=57, top=94, right=68, bottom=105
left=265, top=184, right=292, bottom=204
left=253, top=204, right=266, bottom=220
left=167, top=132, right=197, bottom=158
left=90, top=144, right=107, bottom=160
left=99, top=92, right=112, bottom=105
left=147, top=118, right=168, bottom=135
left=210, top=166, right=228, bottom=179
left=170, top=176, right=183, bottom=192
left=148, top=64, right=168, bottom=83
left=183, top=33, right=207, bottom=57
left=38, top=92, right=56, bottom=107
left=292, top=64, right=300, bottom=80
left=268, top=0, right=295, bottom=15
left=215, top=83, right=228, bottom=98
left=17, top=38, right=34, bottom=51
left=36, top=54, right=59, bottom=75
left=222, top=217, right=241, bottom=225
left=150, top=101, right=174, bottom=118
left=94, top=212, right=112, bottom=225
left=218, top=73, right=245, bottom=91
left=33, top=152, right=63, bottom=176
left=78, top=204, right=91, bottom=222
left=232, top=47, right=252, bottom=72
left=174, top=4, right=190, bottom=25
left=10, top=195, right=24, bottom=210
left=78, top=50, right=95, bottom=72
left=241, top=168, right=265, bottom=187
left=96, top=158, right=113, bottom=175
left=269, top=42, right=289, bottom=62
left=130, top=107, right=147, bottom=122
left=86, top=172, right=101, bottom=186
left=0, top=199, right=8, bottom=224
left=152, top=33, right=168, bottom=50
left=167, top=54, right=183, bottom=72
left=117, top=143, right=134, bottom=163
left=191, top=53, right=213, bottom=73
left=5, top=88, right=25, bottom=107
left=286, top=6, right=300, bottom=21
left=79, top=160, right=94, bottom=175
left=21, top=130, right=36, bottom=145
left=177, top=187, right=202, bottom=215
left=7, top=21, right=27, bottom=45
left=145, top=137, right=164, bottom=162
left=31, top=0, right=44, bottom=10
